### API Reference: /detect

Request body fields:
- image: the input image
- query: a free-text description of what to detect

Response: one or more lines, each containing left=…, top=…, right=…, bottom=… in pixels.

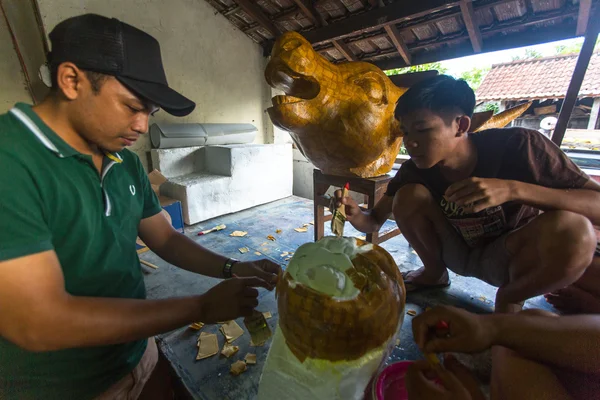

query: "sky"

left=441, top=37, right=585, bottom=76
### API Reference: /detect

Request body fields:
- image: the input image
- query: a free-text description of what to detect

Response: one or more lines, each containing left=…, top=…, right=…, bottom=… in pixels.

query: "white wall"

left=0, top=15, right=31, bottom=112
left=37, top=0, right=273, bottom=171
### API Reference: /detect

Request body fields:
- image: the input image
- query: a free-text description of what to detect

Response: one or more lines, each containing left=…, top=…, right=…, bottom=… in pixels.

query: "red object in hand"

left=435, top=320, right=449, bottom=330
left=344, top=182, right=350, bottom=191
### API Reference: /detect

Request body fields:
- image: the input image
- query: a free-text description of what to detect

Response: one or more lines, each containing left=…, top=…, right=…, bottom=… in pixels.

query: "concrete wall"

left=37, top=0, right=273, bottom=171
left=0, top=15, right=31, bottom=112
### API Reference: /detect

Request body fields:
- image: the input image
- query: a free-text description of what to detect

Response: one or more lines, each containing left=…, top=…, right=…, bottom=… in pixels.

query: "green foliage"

left=511, top=49, right=543, bottom=61
left=459, top=66, right=490, bottom=91
left=385, top=62, right=448, bottom=76
left=555, top=38, right=599, bottom=55
left=474, top=101, right=500, bottom=114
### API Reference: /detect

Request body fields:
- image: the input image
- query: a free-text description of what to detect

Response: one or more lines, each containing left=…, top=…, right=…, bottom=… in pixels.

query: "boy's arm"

left=512, top=179, right=600, bottom=225
left=447, top=177, right=600, bottom=225
left=334, top=191, right=393, bottom=233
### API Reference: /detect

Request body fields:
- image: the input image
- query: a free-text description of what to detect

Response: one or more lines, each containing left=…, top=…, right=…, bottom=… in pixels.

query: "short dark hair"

left=395, top=75, right=476, bottom=123
left=50, top=63, right=108, bottom=94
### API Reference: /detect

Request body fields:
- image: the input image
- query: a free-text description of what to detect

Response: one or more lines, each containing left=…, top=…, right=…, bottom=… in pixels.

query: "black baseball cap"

left=48, top=14, right=195, bottom=117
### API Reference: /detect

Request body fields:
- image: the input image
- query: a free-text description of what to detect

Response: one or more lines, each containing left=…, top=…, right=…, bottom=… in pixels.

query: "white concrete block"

left=161, top=144, right=293, bottom=224
left=151, top=147, right=205, bottom=179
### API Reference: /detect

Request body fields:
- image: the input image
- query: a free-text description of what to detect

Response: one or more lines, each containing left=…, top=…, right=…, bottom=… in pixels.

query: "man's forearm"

left=21, top=294, right=202, bottom=352
left=490, top=313, right=600, bottom=373
left=152, top=232, right=229, bottom=278
left=513, top=181, right=600, bottom=225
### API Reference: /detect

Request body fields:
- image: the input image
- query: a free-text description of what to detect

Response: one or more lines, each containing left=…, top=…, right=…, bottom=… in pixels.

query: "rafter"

left=383, top=24, right=411, bottom=64
left=460, top=0, right=482, bottom=52
left=291, top=0, right=356, bottom=60
left=235, top=0, right=282, bottom=37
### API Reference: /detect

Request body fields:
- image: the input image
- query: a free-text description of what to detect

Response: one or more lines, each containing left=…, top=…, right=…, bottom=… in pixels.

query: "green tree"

left=459, top=66, right=490, bottom=91
left=511, top=49, right=543, bottom=61
left=555, top=38, right=599, bottom=55
left=385, top=62, right=448, bottom=76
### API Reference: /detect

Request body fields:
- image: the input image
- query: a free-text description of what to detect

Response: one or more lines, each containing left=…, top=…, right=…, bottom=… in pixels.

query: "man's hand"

left=199, top=277, right=270, bottom=323
left=333, top=189, right=362, bottom=222
left=445, top=178, right=516, bottom=213
left=406, top=356, right=485, bottom=400
left=232, top=259, right=281, bottom=289
left=412, top=306, right=497, bottom=354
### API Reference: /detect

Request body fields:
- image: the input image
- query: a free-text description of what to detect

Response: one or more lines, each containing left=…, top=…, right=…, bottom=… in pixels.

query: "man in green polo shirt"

left=0, top=14, right=280, bottom=399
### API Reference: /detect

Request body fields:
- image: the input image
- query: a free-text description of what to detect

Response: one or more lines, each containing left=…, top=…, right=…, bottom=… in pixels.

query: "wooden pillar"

left=588, top=97, right=600, bottom=130
left=552, top=12, right=600, bottom=146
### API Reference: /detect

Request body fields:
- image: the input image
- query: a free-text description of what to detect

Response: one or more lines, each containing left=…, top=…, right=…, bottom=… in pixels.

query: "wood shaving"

left=230, top=360, right=247, bottom=376
left=294, top=227, right=308, bottom=233
left=196, top=332, right=218, bottom=360
left=238, top=247, right=249, bottom=254
left=219, top=320, right=244, bottom=343
left=478, top=296, right=487, bottom=302
left=411, top=250, right=418, bottom=255
left=230, top=231, right=248, bottom=237
left=189, top=322, right=204, bottom=330
left=260, top=242, right=268, bottom=246
left=407, top=309, right=417, bottom=316
left=245, top=353, right=257, bottom=365
left=267, top=235, right=276, bottom=241
left=254, top=251, right=262, bottom=256
left=357, top=235, right=366, bottom=240
left=275, top=229, right=282, bottom=234
left=221, top=343, right=240, bottom=358
left=263, top=311, right=272, bottom=319
left=309, top=221, right=314, bottom=225
left=302, top=223, right=309, bottom=227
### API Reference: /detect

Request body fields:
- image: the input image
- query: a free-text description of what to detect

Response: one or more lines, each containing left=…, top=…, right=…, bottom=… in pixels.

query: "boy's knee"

left=541, top=211, right=595, bottom=253
left=392, top=184, right=435, bottom=220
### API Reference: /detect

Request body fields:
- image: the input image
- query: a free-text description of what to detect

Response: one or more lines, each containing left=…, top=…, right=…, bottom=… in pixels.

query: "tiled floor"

left=142, top=196, right=552, bottom=400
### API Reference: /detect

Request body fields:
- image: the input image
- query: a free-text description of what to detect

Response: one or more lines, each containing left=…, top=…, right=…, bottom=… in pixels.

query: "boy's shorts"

left=440, top=227, right=513, bottom=288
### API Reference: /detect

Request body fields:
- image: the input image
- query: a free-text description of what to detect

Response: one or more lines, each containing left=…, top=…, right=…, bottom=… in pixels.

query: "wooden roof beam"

left=384, top=24, right=412, bottom=64
left=460, top=0, right=482, bottom=52
left=332, top=40, right=356, bottom=61
left=235, top=0, right=282, bottom=37
left=291, top=0, right=356, bottom=60
left=304, top=0, right=459, bottom=45
left=577, top=0, right=592, bottom=36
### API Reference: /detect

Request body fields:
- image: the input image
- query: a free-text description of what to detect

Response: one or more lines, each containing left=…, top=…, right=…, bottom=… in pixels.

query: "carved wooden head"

left=266, top=31, right=405, bottom=177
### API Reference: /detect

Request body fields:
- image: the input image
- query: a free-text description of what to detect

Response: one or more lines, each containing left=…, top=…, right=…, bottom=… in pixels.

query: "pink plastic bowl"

left=375, top=361, right=414, bottom=400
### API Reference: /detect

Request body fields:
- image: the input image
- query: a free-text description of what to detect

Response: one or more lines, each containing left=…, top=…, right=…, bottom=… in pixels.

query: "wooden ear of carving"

left=469, top=110, right=494, bottom=132
left=474, top=102, right=532, bottom=132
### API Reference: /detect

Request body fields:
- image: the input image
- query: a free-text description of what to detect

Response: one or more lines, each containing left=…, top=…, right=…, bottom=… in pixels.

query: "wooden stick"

left=140, top=259, right=159, bottom=269
left=137, top=247, right=149, bottom=255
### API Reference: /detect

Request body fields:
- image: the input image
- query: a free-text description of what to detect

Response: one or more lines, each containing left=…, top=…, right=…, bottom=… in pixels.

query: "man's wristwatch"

left=223, top=258, right=239, bottom=278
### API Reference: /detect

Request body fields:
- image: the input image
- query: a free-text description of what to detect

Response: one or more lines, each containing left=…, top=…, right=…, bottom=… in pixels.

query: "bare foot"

left=544, top=285, right=600, bottom=314
left=402, top=267, right=449, bottom=288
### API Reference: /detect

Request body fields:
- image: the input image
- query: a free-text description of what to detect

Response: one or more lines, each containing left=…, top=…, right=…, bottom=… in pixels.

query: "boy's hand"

left=406, top=356, right=485, bottom=400
left=333, top=189, right=362, bottom=222
left=412, top=306, right=497, bottom=354
left=445, top=178, right=516, bottom=213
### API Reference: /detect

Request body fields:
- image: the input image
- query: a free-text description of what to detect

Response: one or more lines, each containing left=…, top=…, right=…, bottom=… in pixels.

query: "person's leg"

left=545, top=256, right=600, bottom=314
left=392, top=184, right=458, bottom=287
left=495, top=211, right=596, bottom=313
left=138, top=346, right=174, bottom=400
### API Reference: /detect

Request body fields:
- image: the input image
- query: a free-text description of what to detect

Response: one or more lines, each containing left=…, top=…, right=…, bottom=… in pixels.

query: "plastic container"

left=373, top=361, right=414, bottom=400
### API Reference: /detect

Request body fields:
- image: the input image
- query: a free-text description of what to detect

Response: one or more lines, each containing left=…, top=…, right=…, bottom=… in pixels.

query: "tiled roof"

left=476, top=53, right=600, bottom=101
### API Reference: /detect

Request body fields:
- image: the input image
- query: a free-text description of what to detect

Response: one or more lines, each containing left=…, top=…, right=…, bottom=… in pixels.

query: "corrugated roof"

left=477, top=52, right=600, bottom=101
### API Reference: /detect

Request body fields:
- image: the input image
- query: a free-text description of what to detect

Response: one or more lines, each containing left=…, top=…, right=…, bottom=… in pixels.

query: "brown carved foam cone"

left=276, top=239, right=406, bottom=362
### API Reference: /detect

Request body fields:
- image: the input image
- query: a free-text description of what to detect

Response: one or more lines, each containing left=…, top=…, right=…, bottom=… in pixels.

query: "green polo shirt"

left=0, top=103, right=162, bottom=399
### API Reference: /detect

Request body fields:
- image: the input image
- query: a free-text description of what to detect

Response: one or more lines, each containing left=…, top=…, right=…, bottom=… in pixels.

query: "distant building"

left=477, top=53, right=600, bottom=132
